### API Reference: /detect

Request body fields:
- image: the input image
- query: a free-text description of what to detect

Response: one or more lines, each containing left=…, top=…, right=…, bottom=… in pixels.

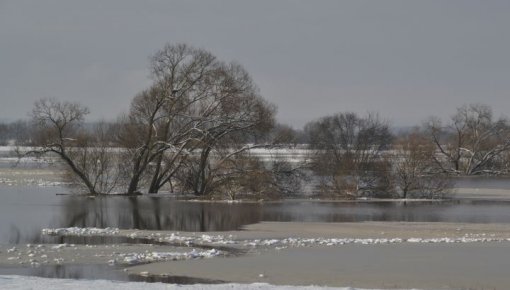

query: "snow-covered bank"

left=0, top=275, right=415, bottom=290
left=40, top=226, right=510, bottom=251
left=0, top=243, right=225, bottom=268
left=29, top=224, right=510, bottom=268
left=112, top=249, right=223, bottom=266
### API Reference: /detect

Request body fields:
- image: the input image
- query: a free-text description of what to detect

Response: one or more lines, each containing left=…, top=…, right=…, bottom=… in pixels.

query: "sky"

left=1, top=0, right=509, bottom=128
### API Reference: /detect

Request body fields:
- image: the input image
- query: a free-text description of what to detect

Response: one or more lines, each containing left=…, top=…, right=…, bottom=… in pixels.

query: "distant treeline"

left=0, top=120, right=32, bottom=146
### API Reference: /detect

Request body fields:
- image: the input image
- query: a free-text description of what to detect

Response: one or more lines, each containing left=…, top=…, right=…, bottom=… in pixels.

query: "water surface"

left=3, top=184, right=510, bottom=244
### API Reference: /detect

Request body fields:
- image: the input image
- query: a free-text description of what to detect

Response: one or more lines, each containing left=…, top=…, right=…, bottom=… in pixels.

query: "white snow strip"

left=242, top=236, right=510, bottom=248
left=0, top=275, right=418, bottom=290
left=41, top=228, right=510, bottom=249
left=112, top=231, right=510, bottom=248
left=42, top=227, right=120, bottom=236
left=110, top=249, right=223, bottom=266
left=0, top=177, right=67, bottom=187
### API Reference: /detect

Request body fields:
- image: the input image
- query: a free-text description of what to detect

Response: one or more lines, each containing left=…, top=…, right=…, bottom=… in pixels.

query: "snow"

left=42, top=227, right=120, bottom=236
left=0, top=275, right=417, bottom=290
left=41, top=228, right=510, bottom=251
left=111, top=249, right=223, bottom=266
left=0, top=177, right=66, bottom=187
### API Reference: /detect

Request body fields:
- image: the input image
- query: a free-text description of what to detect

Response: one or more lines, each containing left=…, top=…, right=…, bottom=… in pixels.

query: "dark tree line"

left=0, top=120, right=32, bottom=146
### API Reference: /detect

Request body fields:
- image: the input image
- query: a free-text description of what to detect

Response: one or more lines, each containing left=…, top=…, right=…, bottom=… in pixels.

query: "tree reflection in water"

left=0, top=264, right=226, bottom=283
left=58, top=196, right=264, bottom=232
left=5, top=190, right=510, bottom=244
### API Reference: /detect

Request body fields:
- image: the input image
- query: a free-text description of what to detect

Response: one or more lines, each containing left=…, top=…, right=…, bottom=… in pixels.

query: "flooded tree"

left=117, top=43, right=276, bottom=195
left=174, top=63, right=275, bottom=196
left=63, top=122, right=123, bottom=194
left=426, top=103, right=510, bottom=175
left=26, top=98, right=102, bottom=194
left=393, top=129, right=452, bottom=198
left=24, top=44, right=277, bottom=197
left=116, top=84, right=198, bottom=195
left=305, top=112, right=394, bottom=198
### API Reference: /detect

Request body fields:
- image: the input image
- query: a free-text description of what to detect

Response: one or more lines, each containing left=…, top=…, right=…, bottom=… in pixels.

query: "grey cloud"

left=0, top=0, right=509, bottom=127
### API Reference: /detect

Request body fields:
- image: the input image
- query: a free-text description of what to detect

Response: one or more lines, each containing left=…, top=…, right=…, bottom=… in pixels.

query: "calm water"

left=0, top=264, right=224, bottom=284
left=3, top=183, right=510, bottom=244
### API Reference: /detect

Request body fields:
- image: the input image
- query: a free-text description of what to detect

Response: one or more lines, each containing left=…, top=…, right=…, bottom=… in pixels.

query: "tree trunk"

left=59, top=152, right=98, bottom=195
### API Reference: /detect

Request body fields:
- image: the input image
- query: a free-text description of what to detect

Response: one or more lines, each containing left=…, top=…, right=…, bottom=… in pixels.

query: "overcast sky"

left=1, top=0, right=509, bottom=128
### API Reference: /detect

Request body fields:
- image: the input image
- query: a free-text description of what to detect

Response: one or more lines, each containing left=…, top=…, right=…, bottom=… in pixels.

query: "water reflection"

left=0, top=265, right=125, bottom=281
left=58, top=196, right=263, bottom=232
left=0, top=264, right=224, bottom=284
left=3, top=185, right=510, bottom=244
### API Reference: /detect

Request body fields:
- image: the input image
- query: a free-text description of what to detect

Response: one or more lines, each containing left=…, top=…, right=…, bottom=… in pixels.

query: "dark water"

left=3, top=184, right=510, bottom=244
left=0, top=264, right=224, bottom=284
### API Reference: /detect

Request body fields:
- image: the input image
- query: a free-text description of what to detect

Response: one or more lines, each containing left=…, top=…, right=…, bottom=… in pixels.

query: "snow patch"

left=42, top=227, right=120, bottom=236
left=42, top=227, right=510, bottom=250
left=111, top=249, right=223, bottom=265
left=0, top=275, right=417, bottom=290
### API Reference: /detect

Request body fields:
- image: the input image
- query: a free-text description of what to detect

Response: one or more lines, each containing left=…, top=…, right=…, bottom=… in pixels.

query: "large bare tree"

left=116, top=44, right=219, bottom=194
left=118, top=43, right=275, bottom=195
left=426, top=103, right=510, bottom=175
left=170, top=62, right=275, bottom=196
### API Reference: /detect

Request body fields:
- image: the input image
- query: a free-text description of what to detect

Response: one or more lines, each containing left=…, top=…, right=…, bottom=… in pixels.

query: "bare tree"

left=178, top=62, right=275, bottom=196
left=426, top=103, right=510, bottom=175
left=26, top=98, right=101, bottom=194
left=118, top=43, right=275, bottom=195
left=305, top=112, right=394, bottom=198
left=63, top=122, right=123, bottom=194
left=393, top=129, right=451, bottom=198
left=115, top=44, right=219, bottom=194
left=25, top=44, right=277, bottom=197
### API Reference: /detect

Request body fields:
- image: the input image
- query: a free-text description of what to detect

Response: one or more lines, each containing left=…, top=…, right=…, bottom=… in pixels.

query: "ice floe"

left=41, top=227, right=510, bottom=250
left=42, top=227, right=120, bottom=236
left=110, top=249, right=223, bottom=265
